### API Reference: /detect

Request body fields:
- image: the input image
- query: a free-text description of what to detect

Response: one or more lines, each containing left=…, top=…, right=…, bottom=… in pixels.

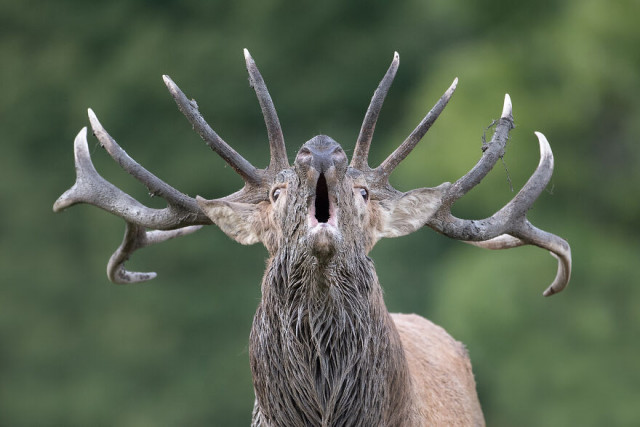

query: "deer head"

left=54, top=49, right=570, bottom=296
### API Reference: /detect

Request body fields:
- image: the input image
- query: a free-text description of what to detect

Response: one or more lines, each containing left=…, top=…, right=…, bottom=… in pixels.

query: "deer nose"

left=295, top=135, right=347, bottom=174
left=311, top=148, right=345, bottom=174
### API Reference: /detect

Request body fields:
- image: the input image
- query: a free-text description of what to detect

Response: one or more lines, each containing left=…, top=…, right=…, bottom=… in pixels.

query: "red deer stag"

left=54, top=50, right=571, bottom=426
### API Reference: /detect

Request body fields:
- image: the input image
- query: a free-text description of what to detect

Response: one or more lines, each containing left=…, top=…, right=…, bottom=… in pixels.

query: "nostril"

left=315, top=174, right=330, bottom=223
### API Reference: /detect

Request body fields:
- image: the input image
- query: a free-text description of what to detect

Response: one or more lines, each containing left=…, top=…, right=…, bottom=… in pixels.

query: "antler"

left=351, top=52, right=400, bottom=170
left=355, top=53, right=571, bottom=296
left=54, top=50, right=286, bottom=283
left=243, top=49, right=289, bottom=171
left=427, top=103, right=572, bottom=296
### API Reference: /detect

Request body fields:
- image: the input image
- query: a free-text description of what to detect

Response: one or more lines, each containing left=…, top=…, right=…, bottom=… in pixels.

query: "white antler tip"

left=534, top=131, right=553, bottom=160
left=243, top=48, right=252, bottom=61
left=162, top=74, right=178, bottom=94
left=87, top=108, right=102, bottom=131
left=393, top=51, right=400, bottom=62
left=501, top=93, right=512, bottom=118
left=73, top=126, right=90, bottom=163
left=73, top=126, right=89, bottom=151
left=444, top=78, right=458, bottom=97
left=73, top=126, right=91, bottom=157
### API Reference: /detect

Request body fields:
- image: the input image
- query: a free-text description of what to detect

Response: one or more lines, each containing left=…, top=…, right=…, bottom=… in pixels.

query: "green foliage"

left=2, top=0, right=638, bottom=425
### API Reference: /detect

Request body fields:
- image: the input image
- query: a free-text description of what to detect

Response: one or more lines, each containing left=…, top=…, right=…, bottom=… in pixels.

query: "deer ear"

left=196, top=197, right=266, bottom=245
left=376, top=186, right=446, bottom=239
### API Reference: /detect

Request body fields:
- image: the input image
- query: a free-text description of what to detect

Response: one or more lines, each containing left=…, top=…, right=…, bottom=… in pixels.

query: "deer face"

left=197, top=134, right=449, bottom=264
left=289, top=134, right=380, bottom=261
left=290, top=135, right=350, bottom=259
left=196, top=135, right=367, bottom=260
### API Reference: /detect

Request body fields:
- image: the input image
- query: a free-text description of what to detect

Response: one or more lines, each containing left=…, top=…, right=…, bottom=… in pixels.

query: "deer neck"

left=249, top=251, right=413, bottom=426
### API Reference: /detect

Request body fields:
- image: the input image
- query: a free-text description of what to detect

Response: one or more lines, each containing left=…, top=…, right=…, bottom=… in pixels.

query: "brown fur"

left=393, top=314, right=485, bottom=426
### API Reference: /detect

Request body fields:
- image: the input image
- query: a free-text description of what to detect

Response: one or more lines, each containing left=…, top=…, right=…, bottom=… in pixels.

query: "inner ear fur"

left=376, top=186, right=446, bottom=239
left=197, top=197, right=269, bottom=245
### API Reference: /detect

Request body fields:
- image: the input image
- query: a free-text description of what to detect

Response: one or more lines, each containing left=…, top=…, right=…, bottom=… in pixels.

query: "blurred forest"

left=2, top=0, right=639, bottom=425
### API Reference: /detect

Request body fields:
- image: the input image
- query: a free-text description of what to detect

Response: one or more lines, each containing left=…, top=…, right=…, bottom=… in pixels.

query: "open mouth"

left=309, top=173, right=337, bottom=229
left=315, top=174, right=330, bottom=223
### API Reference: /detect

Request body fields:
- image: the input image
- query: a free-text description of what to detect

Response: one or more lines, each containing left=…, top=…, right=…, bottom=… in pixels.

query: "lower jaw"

left=309, top=226, right=339, bottom=260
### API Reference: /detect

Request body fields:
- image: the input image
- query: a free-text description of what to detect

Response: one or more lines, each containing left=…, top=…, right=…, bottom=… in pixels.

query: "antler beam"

left=108, top=223, right=202, bottom=284
left=163, top=75, right=262, bottom=185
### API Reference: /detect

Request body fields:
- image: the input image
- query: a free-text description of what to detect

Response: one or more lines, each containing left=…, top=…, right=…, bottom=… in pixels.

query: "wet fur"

left=250, top=248, right=413, bottom=426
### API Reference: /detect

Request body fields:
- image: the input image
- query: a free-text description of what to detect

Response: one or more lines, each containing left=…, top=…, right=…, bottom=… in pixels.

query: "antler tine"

left=108, top=222, right=202, bottom=284
left=426, top=96, right=572, bottom=295
left=163, top=75, right=262, bottom=185
left=53, top=127, right=101, bottom=212
left=244, top=49, right=289, bottom=170
left=466, top=220, right=571, bottom=297
left=509, top=132, right=571, bottom=296
left=54, top=123, right=209, bottom=229
left=448, top=93, right=513, bottom=203
left=377, top=77, right=458, bottom=177
left=518, top=218, right=571, bottom=296
left=88, top=109, right=205, bottom=216
left=351, top=51, right=400, bottom=170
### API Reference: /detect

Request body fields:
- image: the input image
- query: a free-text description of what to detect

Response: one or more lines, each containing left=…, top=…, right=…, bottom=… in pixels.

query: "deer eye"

left=272, top=188, right=282, bottom=202
left=358, top=188, right=368, bottom=201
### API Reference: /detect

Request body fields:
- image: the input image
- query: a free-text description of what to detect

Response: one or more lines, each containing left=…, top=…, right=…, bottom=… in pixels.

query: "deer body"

left=250, top=258, right=484, bottom=426
left=54, top=50, right=571, bottom=426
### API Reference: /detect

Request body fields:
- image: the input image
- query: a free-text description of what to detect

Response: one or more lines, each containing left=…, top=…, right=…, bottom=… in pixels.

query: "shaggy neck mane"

left=250, top=249, right=413, bottom=426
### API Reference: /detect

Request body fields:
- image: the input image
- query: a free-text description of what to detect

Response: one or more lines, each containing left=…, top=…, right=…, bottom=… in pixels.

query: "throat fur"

left=250, top=256, right=413, bottom=426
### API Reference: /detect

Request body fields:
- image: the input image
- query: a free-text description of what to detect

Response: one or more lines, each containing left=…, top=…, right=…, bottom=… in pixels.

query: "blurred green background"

left=2, top=0, right=639, bottom=425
